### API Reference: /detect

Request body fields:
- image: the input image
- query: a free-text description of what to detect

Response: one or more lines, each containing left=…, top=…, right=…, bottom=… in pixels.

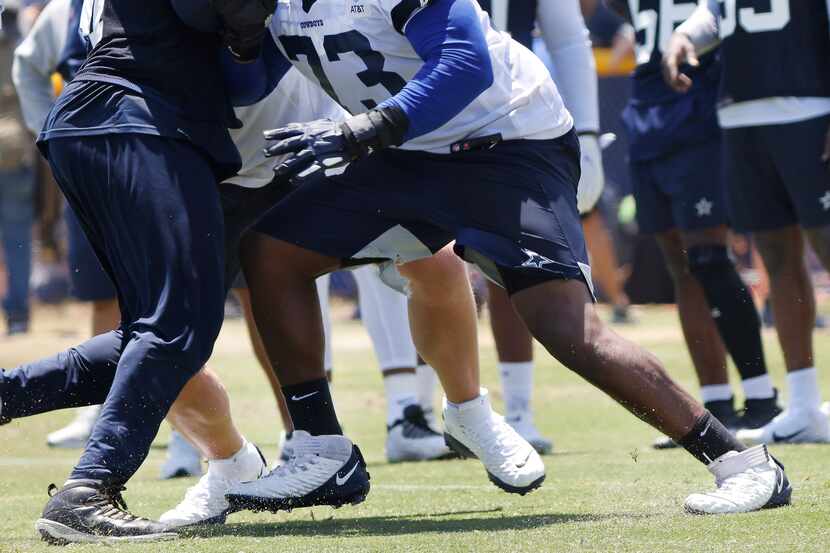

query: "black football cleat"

left=739, top=390, right=783, bottom=430
left=35, top=481, right=177, bottom=545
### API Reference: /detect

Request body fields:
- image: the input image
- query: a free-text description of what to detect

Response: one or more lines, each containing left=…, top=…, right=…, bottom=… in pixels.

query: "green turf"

left=1, top=304, right=829, bottom=552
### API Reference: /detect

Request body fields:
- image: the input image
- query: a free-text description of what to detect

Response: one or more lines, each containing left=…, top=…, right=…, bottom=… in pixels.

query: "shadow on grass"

left=183, top=508, right=653, bottom=539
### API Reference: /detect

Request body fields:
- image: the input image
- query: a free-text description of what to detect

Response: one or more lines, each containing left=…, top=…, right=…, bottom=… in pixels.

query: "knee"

left=399, top=247, right=470, bottom=299
left=687, top=244, right=732, bottom=281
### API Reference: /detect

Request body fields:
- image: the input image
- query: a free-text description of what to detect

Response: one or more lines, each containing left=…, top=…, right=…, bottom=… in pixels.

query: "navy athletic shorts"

left=724, top=114, right=830, bottom=233
left=254, top=131, right=593, bottom=296
left=631, top=138, right=728, bottom=234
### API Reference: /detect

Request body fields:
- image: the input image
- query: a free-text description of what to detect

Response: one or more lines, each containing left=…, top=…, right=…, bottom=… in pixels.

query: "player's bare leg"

left=398, top=246, right=479, bottom=405
left=227, top=232, right=369, bottom=514
left=236, top=287, right=293, bottom=433
left=656, top=229, right=729, bottom=389
left=737, top=226, right=829, bottom=444
left=393, top=246, right=544, bottom=493
left=510, top=276, right=791, bottom=513
left=160, top=368, right=266, bottom=529
left=485, top=281, right=551, bottom=453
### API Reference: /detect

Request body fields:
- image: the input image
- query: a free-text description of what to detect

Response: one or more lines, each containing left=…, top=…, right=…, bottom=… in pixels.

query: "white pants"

left=317, top=265, right=417, bottom=372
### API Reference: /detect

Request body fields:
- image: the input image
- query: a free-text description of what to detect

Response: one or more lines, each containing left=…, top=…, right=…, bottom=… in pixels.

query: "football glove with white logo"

left=210, top=0, right=277, bottom=62
left=264, top=106, right=408, bottom=184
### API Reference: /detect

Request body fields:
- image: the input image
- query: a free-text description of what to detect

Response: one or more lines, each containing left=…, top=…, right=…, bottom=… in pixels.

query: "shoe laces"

left=55, top=484, right=143, bottom=523
left=267, top=453, right=321, bottom=478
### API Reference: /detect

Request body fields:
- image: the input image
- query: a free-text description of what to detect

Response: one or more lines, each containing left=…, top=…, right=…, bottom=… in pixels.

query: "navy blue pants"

left=0, top=134, right=225, bottom=485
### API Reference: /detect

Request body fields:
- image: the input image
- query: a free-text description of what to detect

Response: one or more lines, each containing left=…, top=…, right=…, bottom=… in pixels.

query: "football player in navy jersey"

left=219, top=0, right=791, bottom=517
left=665, top=0, right=830, bottom=446
left=0, top=0, right=277, bottom=544
left=604, top=0, right=780, bottom=449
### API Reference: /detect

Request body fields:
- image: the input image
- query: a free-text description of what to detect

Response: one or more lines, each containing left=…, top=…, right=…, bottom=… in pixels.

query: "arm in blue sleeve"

left=56, top=0, right=86, bottom=82
left=378, top=0, right=493, bottom=142
left=221, top=31, right=292, bottom=107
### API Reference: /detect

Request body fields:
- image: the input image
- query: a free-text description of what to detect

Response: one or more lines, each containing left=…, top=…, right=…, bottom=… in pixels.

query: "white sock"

left=383, top=372, right=419, bottom=426
left=786, top=367, right=821, bottom=411
left=210, top=440, right=262, bottom=480
left=499, top=361, right=533, bottom=416
left=416, top=364, right=438, bottom=413
left=741, top=374, right=775, bottom=400
left=700, top=383, right=733, bottom=404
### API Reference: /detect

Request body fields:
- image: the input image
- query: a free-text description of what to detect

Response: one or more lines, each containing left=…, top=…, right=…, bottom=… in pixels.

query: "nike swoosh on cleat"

left=776, top=469, right=784, bottom=495
left=772, top=427, right=808, bottom=442
left=291, top=391, right=319, bottom=401
left=699, top=420, right=712, bottom=437
left=335, top=462, right=359, bottom=486
left=515, top=451, right=532, bottom=469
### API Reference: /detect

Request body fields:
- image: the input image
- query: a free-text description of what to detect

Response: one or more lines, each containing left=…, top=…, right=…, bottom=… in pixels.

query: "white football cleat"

left=225, top=431, right=370, bottom=513
left=160, top=441, right=266, bottom=528
left=736, top=407, right=830, bottom=445
left=46, top=405, right=101, bottom=449
left=821, top=402, right=830, bottom=418
left=160, top=431, right=203, bottom=480
left=443, top=389, right=545, bottom=495
left=684, top=445, right=792, bottom=514
left=505, top=411, right=553, bottom=455
left=47, top=405, right=100, bottom=448
left=386, top=404, right=452, bottom=463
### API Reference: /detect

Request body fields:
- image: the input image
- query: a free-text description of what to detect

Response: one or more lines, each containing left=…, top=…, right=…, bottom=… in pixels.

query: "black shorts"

left=254, top=131, right=593, bottom=296
left=724, top=114, right=830, bottom=233
left=631, top=138, right=728, bottom=234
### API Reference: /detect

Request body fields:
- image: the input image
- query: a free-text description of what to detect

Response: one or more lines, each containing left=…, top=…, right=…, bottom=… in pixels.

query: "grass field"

left=1, top=301, right=829, bottom=553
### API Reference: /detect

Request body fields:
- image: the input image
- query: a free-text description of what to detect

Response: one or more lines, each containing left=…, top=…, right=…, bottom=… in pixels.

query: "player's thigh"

left=723, top=126, right=796, bottom=233
left=764, top=114, right=830, bottom=230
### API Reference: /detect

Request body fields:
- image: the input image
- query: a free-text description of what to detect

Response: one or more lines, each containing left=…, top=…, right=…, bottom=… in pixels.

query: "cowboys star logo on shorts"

left=521, top=249, right=554, bottom=270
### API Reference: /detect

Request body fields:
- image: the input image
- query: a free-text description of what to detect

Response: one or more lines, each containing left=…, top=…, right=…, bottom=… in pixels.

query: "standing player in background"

left=475, top=0, right=625, bottom=454
left=664, top=0, right=830, bottom=444
left=0, top=1, right=35, bottom=336
left=605, top=0, right=780, bottom=449
left=223, top=0, right=791, bottom=517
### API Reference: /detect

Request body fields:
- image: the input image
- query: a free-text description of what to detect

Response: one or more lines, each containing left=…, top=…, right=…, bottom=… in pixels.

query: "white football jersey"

left=269, top=0, right=572, bottom=153
left=227, top=67, right=349, bottom=188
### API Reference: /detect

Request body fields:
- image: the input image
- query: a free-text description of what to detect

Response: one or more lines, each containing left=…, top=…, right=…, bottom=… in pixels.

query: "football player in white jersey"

left=220, top=0, right=791, bottom=516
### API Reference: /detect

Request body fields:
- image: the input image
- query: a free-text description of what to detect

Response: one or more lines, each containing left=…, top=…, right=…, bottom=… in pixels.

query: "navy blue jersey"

left=716, top=0, right=830, bottom=104
left=41, top=0, right=240, bottom=178
left=477, top=0, right=537, bottom=49
left=612, top=0, right=720, bottom=160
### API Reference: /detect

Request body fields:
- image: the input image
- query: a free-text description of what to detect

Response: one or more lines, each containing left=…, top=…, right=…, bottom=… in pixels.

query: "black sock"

left=679, top=411, right=746, bottom=465
left=688, top=244, right=768, bottom=380
left=282, top=378, right=342, bottom=436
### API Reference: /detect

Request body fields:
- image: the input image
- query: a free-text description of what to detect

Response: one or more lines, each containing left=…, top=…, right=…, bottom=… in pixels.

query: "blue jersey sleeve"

left=221, top=32, right=292, bottom=107
left=56, top=0, right=87, bottom=82
left=379, top=0, right=494, bottom=142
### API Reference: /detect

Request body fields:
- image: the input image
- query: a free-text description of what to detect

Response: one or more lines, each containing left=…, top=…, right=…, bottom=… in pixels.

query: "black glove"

left=209, top=0, right=277, bottom=62
left=263, top=106, right=409, bottom=184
